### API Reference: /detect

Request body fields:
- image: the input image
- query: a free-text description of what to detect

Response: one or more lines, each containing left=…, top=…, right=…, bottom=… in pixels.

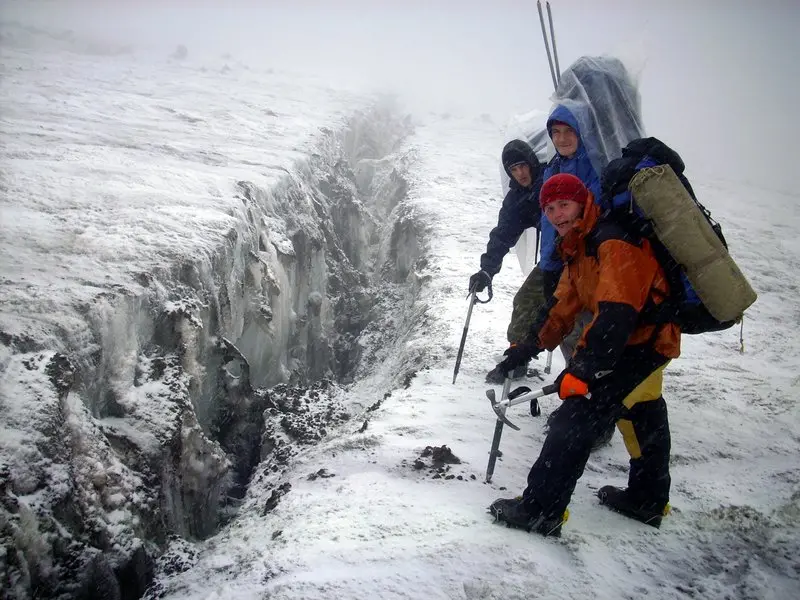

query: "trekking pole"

left=537, top=0, right=558, bottom=90
left=453, top=283, right=493, bottom=384
left=546, top=1, right=561, bottom=86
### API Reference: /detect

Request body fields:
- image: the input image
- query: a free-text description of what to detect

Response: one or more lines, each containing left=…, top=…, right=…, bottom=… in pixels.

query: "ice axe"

left=452, top=283, right=492, bottom=384
left=485, top=381, right=558, bottom=483
left=488, top=382, right=558, bottom=430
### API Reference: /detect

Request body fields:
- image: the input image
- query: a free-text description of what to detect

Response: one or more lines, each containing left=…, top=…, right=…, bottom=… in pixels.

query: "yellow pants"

left=617, top=363, right=668, bottom=459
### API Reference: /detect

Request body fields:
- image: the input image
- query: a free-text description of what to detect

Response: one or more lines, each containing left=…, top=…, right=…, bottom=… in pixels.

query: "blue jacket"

left=539, top=105, right=603, bottom=273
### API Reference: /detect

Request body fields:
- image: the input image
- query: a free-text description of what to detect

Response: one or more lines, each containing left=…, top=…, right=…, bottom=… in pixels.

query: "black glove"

left=497, top=341, right=542, bottom=376
left=468, top=270, right=492, bottom=294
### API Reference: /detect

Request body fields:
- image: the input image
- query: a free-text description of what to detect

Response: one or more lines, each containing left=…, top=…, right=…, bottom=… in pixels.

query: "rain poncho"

left=538, top=56, right=645, bottom=273
left=552, top=56, right=645, bottom=180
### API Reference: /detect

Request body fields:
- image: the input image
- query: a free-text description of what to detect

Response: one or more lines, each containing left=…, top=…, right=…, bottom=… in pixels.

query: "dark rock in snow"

left=307, top=468, right=335, bottom=481
left=263, top=482, right=292, bottom=515
left=420, top=445, right=462, bottom=466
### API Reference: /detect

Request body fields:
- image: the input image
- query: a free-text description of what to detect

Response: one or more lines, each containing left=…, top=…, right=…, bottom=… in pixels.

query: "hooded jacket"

left=530, top=198, right=681, bottom=384
left=538, top=104, right=602, bottom=272
left=538, top=55, right=646, bottom=273
left=479, top=140, right=544, bottom=276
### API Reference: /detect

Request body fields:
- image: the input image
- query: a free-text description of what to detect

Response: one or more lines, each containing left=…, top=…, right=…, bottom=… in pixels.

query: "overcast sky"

left=4, top=0, right=798, bottom=195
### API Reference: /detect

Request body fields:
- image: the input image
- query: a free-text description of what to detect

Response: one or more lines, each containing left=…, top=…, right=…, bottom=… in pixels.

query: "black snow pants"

left=522, top=345, right=672, bottom=518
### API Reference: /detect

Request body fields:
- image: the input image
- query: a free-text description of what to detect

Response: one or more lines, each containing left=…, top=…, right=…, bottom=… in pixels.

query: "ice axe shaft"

left=452, top=292, right=476, bottom=384
left=452, top=284, right=492, bottom=384
left=485, top=378, right=512, bottom=483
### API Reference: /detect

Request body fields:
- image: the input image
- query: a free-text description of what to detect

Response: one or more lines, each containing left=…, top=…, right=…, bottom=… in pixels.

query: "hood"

left=549, top=55, right=646, bottom=178
left=545, top=103, right=600, bottom=194
left=546, top=104, right=583, bottom=141
left=501, top=139, right=540, bottom=182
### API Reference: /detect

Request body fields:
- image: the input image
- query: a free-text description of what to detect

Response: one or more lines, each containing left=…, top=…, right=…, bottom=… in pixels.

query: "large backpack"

left=601, top=138, right=743, bottom=335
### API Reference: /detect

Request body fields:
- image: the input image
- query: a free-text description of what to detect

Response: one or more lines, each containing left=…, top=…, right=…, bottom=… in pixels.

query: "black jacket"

left=480, top=141, right=545, bottom=276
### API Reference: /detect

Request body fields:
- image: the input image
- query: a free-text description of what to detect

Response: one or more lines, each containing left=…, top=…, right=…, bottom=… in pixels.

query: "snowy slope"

left=0, top=23, right=370, bottom=352
left=146, top=111, right=800, bottom=600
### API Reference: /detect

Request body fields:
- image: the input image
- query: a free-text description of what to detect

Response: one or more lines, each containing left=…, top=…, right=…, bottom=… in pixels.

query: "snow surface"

left=146, top=112, right=800, bottom=600
left=2, top=2, right=800, bottom=600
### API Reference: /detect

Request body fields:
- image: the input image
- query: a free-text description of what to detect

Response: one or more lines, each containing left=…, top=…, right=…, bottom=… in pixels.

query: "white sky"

left=5, top=0, right=799, bottom=193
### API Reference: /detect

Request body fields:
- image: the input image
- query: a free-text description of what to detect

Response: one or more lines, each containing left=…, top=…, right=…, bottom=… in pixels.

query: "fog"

left=3, top=0, right=798, bottom=195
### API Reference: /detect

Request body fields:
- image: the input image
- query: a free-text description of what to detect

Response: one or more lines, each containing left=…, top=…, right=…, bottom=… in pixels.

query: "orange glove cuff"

left=559, top=373, right=589, bottom=399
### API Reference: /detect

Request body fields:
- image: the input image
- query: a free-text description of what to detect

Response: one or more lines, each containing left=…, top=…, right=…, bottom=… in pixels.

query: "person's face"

left=510, top=163, right=532, bottom=188
left=550, top=123, right=579, bottom=158
left=544, top=199, right=584, bottom=236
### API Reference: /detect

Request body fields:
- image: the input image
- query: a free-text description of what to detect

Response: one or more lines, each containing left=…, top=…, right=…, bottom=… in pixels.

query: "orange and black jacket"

left=529, top=197, right=681, bottom=383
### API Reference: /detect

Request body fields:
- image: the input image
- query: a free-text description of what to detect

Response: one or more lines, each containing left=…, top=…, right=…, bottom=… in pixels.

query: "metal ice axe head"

left=487, top=383, right=559, bottom=431
left=486, top=388, right=520, bottom=431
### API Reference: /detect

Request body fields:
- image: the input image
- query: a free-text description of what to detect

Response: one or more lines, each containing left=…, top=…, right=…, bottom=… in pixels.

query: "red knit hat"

left=539, top=173, right=589, bottom=209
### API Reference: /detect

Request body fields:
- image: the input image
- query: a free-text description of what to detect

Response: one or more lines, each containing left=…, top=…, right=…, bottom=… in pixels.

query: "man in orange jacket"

left=488, top=173, right=680, bottom=536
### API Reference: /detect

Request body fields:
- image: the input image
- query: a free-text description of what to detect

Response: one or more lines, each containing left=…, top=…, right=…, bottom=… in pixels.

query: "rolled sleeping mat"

left=629, top=164, right=757, bottom=322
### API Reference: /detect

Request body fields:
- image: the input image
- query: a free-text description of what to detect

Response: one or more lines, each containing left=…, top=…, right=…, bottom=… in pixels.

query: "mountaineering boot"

left=485, top=361, right=529, bottom=384
left=597, top=486, right=669, bottom=528
left=488, top=497, right=567, bottom=537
